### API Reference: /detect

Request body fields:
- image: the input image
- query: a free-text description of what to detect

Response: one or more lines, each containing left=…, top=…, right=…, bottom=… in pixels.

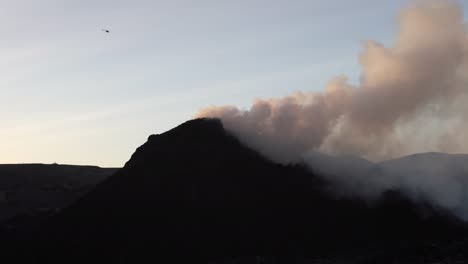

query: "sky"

left=1, top=0, right=467, bottom=167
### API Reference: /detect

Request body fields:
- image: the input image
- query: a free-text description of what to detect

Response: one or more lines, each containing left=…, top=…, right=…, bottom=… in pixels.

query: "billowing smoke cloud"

left=197, top=0, right=468, bottom=163
left=196, top=1, right=468, bottom=219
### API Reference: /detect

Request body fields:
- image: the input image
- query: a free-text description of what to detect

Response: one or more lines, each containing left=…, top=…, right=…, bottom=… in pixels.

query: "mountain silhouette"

left=11, top=118, right=468, bottom=263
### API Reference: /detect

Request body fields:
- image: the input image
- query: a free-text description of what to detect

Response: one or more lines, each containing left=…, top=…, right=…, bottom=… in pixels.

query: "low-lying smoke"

left=196, top=0, right=468, bottom=219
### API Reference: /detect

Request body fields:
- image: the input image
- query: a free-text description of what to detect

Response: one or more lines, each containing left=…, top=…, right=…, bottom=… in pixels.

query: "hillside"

left=0, top=164, right=117, bottom=235
left=8, top=118, right=468, bottom=263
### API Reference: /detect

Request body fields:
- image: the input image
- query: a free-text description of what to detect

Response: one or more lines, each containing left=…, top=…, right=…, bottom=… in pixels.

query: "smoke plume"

left=197, top=0, right=468, bottom=163
left=196, top=1, right=468, bottom=219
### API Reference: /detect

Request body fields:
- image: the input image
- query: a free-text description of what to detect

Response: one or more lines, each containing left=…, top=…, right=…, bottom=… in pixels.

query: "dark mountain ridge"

left=8, top=118, right=468, bottom=263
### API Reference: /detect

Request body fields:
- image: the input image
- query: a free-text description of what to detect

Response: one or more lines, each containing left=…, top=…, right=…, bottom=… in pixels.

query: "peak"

left=144, top=117, right=228, bottom=147
left=180, top=117, right=223, bottom=129
left=124, top=118, right=234, bottom=168
left=163, top=117, right=224, bottom=136
left=147, top=118, right=224, bottom=141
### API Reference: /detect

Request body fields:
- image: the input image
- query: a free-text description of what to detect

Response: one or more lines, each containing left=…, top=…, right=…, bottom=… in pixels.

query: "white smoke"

left=304, top=152, right=468, bottom=220
left=195, top=0, right=468, bottom=219
left=197, top=0, right=468, bottom=163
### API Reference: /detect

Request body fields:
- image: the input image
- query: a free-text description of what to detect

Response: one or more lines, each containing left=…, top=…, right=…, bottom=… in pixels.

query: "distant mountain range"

left=0, top=164, right=117, bottom=234
left=2, top=118, right=468, bottom=263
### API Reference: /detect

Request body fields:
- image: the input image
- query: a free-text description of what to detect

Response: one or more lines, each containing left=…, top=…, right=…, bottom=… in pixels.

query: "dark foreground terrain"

left=2, top=118, right=468, bottom=263
left=0, top=164, right=117, bottom=236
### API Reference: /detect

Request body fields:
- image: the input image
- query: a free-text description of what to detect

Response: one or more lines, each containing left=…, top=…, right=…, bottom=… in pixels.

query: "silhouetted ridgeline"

left=5, top=118, right=468, bottom=263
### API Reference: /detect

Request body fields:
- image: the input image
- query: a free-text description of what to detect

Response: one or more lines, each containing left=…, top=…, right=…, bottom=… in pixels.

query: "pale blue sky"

left=1, top=0, right=467, bottom=167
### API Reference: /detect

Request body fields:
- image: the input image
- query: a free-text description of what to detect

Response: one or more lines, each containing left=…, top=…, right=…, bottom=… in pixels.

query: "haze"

left=2, top=0, right=468, bottom=167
